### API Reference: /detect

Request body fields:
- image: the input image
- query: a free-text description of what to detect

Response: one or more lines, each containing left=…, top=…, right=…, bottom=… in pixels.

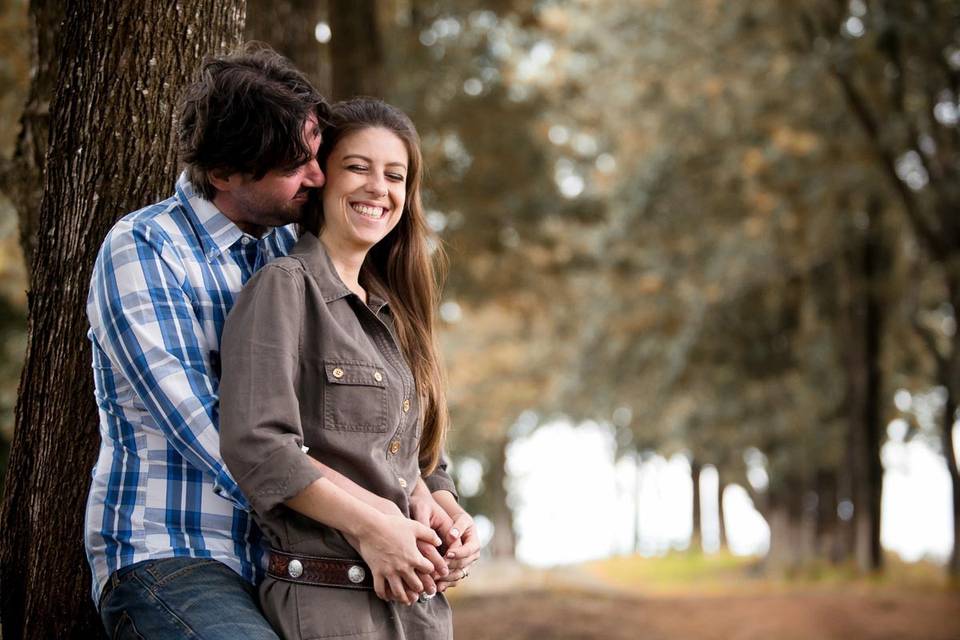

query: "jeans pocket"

left=145, top=557, right=222, bottom=589
left=112, top=612, right=146, bottom=640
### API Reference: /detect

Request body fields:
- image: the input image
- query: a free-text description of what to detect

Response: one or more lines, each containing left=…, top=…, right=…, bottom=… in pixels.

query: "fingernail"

left=450, top=528, right=461, bottom=538
left=447, top=551, right=456, bottom=558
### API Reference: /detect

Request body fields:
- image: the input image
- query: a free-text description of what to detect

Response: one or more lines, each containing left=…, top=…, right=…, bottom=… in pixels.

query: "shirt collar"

left=175, top=172, right=281, bottom=261
left=290, top=231, right=390, bottom=314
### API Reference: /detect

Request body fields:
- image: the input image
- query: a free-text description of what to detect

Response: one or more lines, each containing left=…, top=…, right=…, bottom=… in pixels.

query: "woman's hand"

left=434, top=510, right=480, bottom=592
left=354, top=512, right=444, bottom=605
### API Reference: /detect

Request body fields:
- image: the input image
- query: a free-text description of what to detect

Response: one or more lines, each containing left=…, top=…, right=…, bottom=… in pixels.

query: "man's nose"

left=303, top=159, right=325, bottom=188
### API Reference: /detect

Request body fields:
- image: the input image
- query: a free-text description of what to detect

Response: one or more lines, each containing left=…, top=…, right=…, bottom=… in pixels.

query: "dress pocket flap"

left=323, top=360, right=387, bottom=388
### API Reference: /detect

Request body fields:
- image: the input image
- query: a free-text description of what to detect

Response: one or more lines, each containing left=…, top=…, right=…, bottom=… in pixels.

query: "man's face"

left=215, top=116, right=325, bottom=235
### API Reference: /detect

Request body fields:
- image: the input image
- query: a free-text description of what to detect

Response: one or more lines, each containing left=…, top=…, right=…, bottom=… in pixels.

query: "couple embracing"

left=85, top=43, right=480, bottom=639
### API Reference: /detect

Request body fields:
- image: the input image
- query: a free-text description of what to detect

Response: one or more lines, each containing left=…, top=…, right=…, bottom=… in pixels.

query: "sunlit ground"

left=449, top=554, right=959, bottom=640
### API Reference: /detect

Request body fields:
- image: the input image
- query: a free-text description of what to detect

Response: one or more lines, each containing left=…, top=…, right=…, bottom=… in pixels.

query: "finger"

left=417, top=539, right=449, bottom=575
left=418, top=571, right=437, bottom=595
left=447, top=537, right=480, bottom=558
left=431, top=506, right=455, bottom=537
left=388, top=575, right=410, bottom=605
left=410, top=502, right=431, bottom=527
left=412, top=521, right=443, bottom=546
left=401, top=568, right=424, bottom=595
left=374, top=574, right=388, bottom=602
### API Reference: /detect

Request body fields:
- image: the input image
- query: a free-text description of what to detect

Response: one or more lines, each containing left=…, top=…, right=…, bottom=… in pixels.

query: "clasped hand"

left=346, top=491, right=480, bottom=605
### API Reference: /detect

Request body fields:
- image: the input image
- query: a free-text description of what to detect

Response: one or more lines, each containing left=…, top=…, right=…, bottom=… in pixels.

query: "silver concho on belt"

left=348, top=564, right=366, bottom=584
left=287, top=559, right=304, bottom=579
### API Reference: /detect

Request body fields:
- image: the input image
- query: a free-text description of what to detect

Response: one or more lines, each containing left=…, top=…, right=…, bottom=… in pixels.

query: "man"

left=84, top=45, right=465, bottom=639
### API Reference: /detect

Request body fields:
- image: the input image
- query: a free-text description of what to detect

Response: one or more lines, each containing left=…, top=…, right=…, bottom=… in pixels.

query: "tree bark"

left=2, top=0, right=62, bottom=281
left=244, top=0, right=330, bottom=97
left=0, top=3, right=244, bottom=638
left=329, top=0, right=384, bottom=100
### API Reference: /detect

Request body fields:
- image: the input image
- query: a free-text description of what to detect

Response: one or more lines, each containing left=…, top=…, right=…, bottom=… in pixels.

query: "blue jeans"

left=99, top=557, right=280, bottom=640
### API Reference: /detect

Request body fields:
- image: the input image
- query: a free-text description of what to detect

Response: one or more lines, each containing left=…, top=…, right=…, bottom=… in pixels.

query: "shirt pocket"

left=322, top=360, right=389, bottom=433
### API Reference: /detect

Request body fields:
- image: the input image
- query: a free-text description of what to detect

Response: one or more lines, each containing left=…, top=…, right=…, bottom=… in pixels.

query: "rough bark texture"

left=245, top=0, right=330, bottom=97
left=329, top=0, right=383, bottom=100
left=0, top=2, right=244, bottom=638
left=4, top=0, right=62, bottom=280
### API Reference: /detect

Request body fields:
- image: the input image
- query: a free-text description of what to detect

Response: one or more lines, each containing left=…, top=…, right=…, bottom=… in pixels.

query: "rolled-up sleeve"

left=220, top=263, right=323, bottom=516
left=423, top=455, right=458, bottom=500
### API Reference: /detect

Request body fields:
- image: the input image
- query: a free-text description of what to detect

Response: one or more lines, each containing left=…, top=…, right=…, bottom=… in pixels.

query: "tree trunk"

left=329, top=0, right=384, bottom=100
left=245, top=0, right=330, bottom=97
left=814, top=468, right=843, bottom=563
left=690, top=457, right=702, bottom=554
left=487, top=435, right=516, bottom=559
left=944, top=280, right=960, bottom=579
left=3, top=0, right=62, bottom=281
left=717, top=476, right=727, bottom=552
left=861, top=199, right=885, bottom=572
left=842, top=198, right=886, bottom=573
left=764, top=496, right=802, bottom=574
left=0, top=3, right=244, bottom=638
left=634, top=450, right=643, bottom=554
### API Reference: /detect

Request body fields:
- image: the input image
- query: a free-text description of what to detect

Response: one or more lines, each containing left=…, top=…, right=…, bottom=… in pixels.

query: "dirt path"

left=451, top=589, right=960, bottom=640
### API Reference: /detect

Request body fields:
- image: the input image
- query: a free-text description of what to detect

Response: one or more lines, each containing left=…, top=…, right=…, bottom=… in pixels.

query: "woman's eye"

left=387, top=173, right=405, bottom=182
left=347, top=164, right=368, bottom=172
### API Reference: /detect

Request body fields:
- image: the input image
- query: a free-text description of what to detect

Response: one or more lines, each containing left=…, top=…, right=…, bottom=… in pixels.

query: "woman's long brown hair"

left=307, top=98, right=449, bottom=475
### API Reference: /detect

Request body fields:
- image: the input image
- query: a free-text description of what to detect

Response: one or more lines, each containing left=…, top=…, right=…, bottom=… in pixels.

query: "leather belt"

left=267, top=548, right=374, bottom=591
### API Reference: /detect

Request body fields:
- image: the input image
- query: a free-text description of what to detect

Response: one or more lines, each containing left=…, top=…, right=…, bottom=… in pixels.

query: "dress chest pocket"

left=322, top=360, right=389, bottom=432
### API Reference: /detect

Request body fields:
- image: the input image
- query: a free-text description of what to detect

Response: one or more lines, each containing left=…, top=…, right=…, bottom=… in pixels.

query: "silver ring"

left=461, top=566, right=469, bottom=579
left=418, top=591, right=436, bottom=603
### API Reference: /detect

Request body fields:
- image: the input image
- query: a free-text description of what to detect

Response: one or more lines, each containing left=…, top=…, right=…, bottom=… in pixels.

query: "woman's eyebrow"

left=342, top=153, right=407, bottom=169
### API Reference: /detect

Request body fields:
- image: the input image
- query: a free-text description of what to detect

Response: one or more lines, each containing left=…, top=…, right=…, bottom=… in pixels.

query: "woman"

left=220, top=98, right=479, bottom=639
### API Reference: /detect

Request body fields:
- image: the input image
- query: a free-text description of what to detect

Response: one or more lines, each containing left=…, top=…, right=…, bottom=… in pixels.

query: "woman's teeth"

left=352, top=203, right=385, bottom=219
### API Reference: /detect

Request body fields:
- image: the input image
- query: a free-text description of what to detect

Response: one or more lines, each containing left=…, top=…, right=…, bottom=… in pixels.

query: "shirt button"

left=398, top=477, right=407, bottom=488
left=402, top=399, right=410, bottom=413
left=241, top=237, right=251, bottom=245
left=389, top=440, right=401, bottom=455
left=332, top=367, right=344, bottom=379
left=373, top=371, right=383, bottom=382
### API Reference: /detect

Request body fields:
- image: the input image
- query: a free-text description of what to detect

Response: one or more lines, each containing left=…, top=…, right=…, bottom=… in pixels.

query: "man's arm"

left=88, top=220, right=248, bottom=508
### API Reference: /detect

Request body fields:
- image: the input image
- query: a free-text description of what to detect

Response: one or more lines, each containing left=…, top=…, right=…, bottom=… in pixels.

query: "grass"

left=580, top=550, right=956, bottom=596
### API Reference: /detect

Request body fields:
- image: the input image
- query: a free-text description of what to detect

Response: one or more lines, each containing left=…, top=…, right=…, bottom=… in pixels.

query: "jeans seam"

left=131, top=572, right=199, bottom=639
left=148, top=558, right=222, bottom=591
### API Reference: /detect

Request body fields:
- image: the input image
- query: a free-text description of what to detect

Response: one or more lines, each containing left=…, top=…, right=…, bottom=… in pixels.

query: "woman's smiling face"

left=320, top=126, right=409, bottom=253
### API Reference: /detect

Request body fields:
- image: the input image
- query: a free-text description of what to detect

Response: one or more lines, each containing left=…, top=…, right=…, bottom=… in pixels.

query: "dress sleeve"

left=423, top=454, right=458, bottom=500
left=219, top=262, right=324, bottom=516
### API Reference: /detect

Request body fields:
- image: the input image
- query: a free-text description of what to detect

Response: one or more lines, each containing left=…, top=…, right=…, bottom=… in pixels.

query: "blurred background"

left=2, top=1, right=959, bottom=638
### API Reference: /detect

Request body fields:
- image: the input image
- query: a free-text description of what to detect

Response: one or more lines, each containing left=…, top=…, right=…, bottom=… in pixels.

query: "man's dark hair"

left=178, top=42, right=329, bottom=200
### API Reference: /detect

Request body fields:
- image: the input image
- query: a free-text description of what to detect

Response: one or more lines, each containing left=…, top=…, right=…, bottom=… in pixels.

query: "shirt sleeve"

left=87, top=220, right=250, bottom=510
left=219, top=262, right=324, bottom=516
left=423, top=455, right=458, bottom=500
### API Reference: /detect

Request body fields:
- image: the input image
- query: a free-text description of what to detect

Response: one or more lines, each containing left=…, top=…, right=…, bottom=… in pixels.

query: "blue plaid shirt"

left=84, top=174, right=298, bottom=604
